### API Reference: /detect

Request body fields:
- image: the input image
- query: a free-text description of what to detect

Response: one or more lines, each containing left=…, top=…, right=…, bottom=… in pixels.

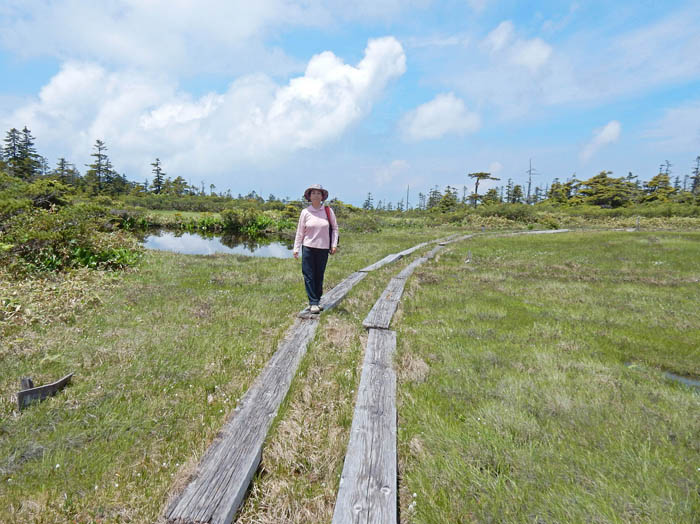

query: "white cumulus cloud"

left=400, top=93, right=481, bottom=142
left=1, top=37, right=406, bottom=182
left=580, top=120, right=621, bottom=162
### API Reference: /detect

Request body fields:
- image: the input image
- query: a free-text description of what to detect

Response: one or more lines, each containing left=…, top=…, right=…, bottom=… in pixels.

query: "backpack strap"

left=324, top=205, right=333, bottom=247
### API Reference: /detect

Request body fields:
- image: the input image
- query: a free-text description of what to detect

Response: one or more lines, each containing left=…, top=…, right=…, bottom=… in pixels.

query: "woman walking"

left=293, top=184, right=339, bottom=314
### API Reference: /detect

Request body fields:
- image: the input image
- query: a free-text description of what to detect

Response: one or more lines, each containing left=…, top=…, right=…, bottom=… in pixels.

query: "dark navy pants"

left=302, top=246, right=329, bottom=305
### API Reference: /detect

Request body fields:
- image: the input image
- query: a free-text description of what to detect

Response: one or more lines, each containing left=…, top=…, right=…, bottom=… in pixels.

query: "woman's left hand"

left=330, top=247, right=337, bottom=255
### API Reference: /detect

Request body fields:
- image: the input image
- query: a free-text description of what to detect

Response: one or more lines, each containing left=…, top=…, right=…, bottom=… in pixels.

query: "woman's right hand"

left=293, top=251, right=299, bottom=259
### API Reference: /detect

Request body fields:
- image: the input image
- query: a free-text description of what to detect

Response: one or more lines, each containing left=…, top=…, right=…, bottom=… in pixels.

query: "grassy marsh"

left=0, top=228, right=449, bottom=523
left=395, top=231, right=700, bottom=523
left=1, top=228, right=698, bottom=523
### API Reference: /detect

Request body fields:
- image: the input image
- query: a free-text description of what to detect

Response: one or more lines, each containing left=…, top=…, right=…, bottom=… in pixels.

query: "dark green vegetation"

left=396, top=231, right=700, bottom=523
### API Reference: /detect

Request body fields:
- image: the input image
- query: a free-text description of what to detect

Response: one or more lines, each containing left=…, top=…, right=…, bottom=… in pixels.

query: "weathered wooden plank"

left=394, top=242, right=428, bottom=258
left=425, top=245, right=443, bottom=259
left=165, top=317, right=319, bottom=524
left=333, top=329, right=397, bottom=524
left=362, top=278, right=407, bottom=330
left=359, top=253, right=403, bottom=273
left=320, top=271, right=368, bottom=311
left=509, top=228, right=570, bottom=236
left=439, top=233, right=475, bottom=245
left=17, top=373, right=74, bottom=411
left=394, top=257, right=428, bottom=280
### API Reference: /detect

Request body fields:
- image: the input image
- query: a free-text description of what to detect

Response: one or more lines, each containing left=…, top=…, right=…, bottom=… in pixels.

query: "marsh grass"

left=0, top=228, right=451, bottom=523
left=395, top=231, right=700, bottom=523
left=5, top=227, right=695, bottom=523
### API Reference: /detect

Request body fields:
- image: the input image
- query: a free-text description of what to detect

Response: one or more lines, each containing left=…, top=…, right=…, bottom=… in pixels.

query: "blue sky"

left=1, top=0, right=699, bottom=205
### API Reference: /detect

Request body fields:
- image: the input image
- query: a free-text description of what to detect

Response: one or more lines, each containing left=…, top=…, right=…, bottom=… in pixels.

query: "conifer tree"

left=482, top=188, right=501, bottom=204
left=691, top=156, right=700, bottom=196
left=18, top=127, right=42, bottom=179
left=511, top=185, right=524, bottom=203
left=2, top=128, right=22, bottom=177
left=150, top=158, right=165, bottom=194
left=505, top=178, right=514, bottom=203
left=53, top=157, right=80, bottom=185
left=426, top=185, right=442, bottom=209
left=467, top=172, right=500, bottom=207
left=85, top=139, right=109, bottom=194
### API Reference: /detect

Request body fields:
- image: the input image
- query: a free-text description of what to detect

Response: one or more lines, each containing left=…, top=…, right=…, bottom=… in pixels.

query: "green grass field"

left=395, top=231, right=700, bottom=523
left=1, top=228, right=698, bottom=523
left=0, top=228, right=449, bottom=523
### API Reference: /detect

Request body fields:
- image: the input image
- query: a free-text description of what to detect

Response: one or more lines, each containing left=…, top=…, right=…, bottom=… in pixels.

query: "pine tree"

left=467, top=172, right=500, bottom=208
left=505, top=178, right=514, bottom=203
left=150, top=158, right=165, bottom=194
left=691, top=156, right=700, bottom=196
left=643, top=172, right=675, bottom=202
left=18, top=127, right=41, bottom=179
left=2, top=128, right=22, bottom=177
left=427, top=185, right=442, bottom=209
left=511, top=185, right=524, bottom=203
left=482, top=188, right=501, bottom=204
left=53, top=157, right=80, bottom=185
left=362, top=192, right=374, bottom=210
left=85, top=139, right=109, bottom=194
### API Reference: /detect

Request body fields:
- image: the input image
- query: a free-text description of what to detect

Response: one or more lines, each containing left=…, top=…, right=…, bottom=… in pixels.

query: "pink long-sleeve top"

left=294, top=205, right=339, bottom=252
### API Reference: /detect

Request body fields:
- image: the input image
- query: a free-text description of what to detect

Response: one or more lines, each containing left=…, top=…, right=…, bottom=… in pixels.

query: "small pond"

left=141, top=230, right=294, bottom=258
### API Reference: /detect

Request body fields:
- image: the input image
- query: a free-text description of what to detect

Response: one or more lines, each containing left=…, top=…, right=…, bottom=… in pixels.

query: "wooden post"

left=17, top=373, right=74, bottom=411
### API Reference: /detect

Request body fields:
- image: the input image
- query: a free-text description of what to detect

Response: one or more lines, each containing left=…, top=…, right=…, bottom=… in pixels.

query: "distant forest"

left=2, top=126, right=700, bottom=212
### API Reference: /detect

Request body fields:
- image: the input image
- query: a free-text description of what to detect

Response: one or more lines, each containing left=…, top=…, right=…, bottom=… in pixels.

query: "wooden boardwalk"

left=165, top=318, right=319, bottom=524
left=336, top=244, right=443, bottom=523
left=164, top=238, right=445, bottom=524
left=332, top=328, right=397, bottom=524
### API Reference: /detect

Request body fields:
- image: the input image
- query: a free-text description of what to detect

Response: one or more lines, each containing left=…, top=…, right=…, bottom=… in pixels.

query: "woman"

left=293, top=184, right=339, bottom=314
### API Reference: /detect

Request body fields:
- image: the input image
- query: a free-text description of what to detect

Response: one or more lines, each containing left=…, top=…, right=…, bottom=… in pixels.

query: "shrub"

left=478, top=203, right=536, bottom=222
left=0, top=204, right=142, bottom=275
left=342, top=213, right=382, bottom=232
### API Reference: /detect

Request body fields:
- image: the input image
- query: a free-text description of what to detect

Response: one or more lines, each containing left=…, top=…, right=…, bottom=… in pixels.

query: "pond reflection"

left=141, top=230, right=294, bottom=258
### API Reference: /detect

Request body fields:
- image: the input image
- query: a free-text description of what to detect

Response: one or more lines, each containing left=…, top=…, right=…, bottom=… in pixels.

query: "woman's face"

left=309, top=189, right=323, bottom=203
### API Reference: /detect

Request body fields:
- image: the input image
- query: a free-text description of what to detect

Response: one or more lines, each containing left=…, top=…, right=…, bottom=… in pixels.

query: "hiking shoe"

left=309, top=305, right=321, bottom=314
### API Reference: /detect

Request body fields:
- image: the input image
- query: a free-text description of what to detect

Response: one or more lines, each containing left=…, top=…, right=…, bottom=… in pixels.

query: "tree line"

left=3, top=126, right=699, bottom=213
left=0, top=127, right=295, bottom=203
left=363, top=164, right=700, bottom=211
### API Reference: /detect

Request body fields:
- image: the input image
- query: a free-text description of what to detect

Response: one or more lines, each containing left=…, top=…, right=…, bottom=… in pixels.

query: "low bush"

left=0, top=203, right=142, bottom=275
left=341, top=213, right=382, bottom=232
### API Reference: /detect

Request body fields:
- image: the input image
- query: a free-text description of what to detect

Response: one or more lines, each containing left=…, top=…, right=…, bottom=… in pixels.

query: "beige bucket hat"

left=304, top=184, right=329, bottom=201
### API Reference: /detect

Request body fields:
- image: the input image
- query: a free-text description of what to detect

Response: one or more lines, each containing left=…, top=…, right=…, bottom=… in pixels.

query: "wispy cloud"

left=580, top=120, right=621, bottom=162
left=399, top=92, right=480, bottom=141
left=436, top=6, right=700, bottom=120
left=375, top=159, right=410, bottom=185
left=642, top=99, right=700, bottom=153
left=0, top=1, right=321, bottom=76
